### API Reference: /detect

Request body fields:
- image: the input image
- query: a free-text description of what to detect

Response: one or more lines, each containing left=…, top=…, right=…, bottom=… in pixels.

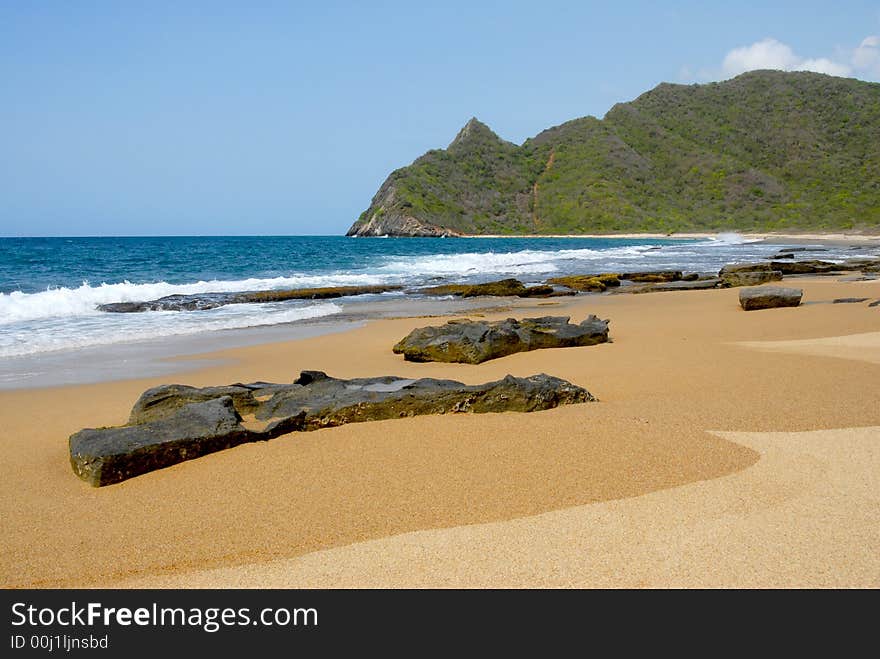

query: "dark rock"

left=621, top=270, right=682, bottom=283
left=720, top=270, right=783, bottom=288
left=70, top=397, right=259, bottom=487
left=98, top=293, right=235, bottom=313
left=771, top=253, right=796, bottom=259
left=739, top=286, right=803, bottom=310
left=392, top=315, right=610, bottom=364
left=257, top=372, right=596, bottom=425
left=628, top=278, right=722, bottom=293
left=777, top=247, right=828, bottom=253
left=832, top=298, right=869, bottom=304
left=869, top=300, right=880, bottom=308
left=98, top=286, right=402, bottom=312
left=681, top=273, right=700, bottom=281
left=70, top=372, right=596, bottom=486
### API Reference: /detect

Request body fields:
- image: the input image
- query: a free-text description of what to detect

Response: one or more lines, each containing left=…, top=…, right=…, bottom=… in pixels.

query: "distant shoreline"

left=457, top=231, right=880, bottom=245
left=459, top=231, right=880, bottom=239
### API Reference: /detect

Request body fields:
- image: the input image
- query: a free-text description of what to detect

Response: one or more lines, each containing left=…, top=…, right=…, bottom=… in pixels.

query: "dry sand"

left=1, top=276, right=878, bottom=588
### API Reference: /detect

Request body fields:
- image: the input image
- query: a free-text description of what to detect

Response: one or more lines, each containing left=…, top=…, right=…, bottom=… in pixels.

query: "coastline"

left=2, top=274, right=879, bottom=587
left=458, top=231, right=880, bottom=243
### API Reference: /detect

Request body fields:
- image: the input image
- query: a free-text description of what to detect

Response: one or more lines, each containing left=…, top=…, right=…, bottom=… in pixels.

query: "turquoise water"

left=0, top=234, right=828, bottom=359
left=0, top=235, right=684, bottom=294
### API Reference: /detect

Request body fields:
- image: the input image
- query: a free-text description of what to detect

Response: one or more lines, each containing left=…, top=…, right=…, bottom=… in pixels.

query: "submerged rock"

left=392, top=315, right=610, bottom=364
left=832, top=298, right=869, bottom=304
left=98, top=285, right=401, bottom=312
left=739, top=286, right=803, bottom=310
left=70, top=371, right=596, bottom=486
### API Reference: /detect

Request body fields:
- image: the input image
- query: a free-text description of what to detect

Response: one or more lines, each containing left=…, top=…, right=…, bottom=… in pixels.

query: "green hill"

left=346, top=70, right=880, bottom=236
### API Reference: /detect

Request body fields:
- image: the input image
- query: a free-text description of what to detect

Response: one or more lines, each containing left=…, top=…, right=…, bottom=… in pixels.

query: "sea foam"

left=0, top=274, right=384, bottom=324
left=0, top=301, right=342, bottom=357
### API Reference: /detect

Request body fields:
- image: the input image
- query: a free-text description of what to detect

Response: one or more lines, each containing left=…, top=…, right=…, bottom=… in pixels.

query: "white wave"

left=0, top=301, right=342, bottom=358
left=0, top=274, right=386, bottom=324
left=376, top=245, right=658, bottom=277
left=704, top=232, right=763, bottom=245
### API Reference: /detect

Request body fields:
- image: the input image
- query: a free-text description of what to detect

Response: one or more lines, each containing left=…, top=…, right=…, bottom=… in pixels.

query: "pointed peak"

left=448, top=117, right=502, bottom=150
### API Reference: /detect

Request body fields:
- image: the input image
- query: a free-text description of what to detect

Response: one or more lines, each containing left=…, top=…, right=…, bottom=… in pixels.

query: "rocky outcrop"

left=719, top=262, right=777, bottom=275
left=417, top=278, right=568, bottom=298
left=98, top=285, right=401, bottom=312
left=743, top=257, right=880, bottom=275
left=719, top=260, right=845, bottom=277
left=840, top=257, right=880, bottom=271
left=392, top=315, right=610, bottom=364
left=346, top=213, right=461, bottom=237
left=547, top=274, right=621, bottom=292
left=419, top=278, right=527, bottom=297
left=70, top=371, right=596, bottom=486
left=720, top=270, right=783, bottom=287
left=621, top=271, right=683, bottom=283
left=770, top=260, right=840, bottom=275
left=739, top=286, right=803, bottom=310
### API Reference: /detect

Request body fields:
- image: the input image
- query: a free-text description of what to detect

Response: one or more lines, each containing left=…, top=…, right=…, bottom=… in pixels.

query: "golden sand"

left=1, top=276, right=878, bottom=588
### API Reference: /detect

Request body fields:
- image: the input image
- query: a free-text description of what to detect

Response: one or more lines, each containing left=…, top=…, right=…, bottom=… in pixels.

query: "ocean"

left=0, top=233, right=859, bottom=387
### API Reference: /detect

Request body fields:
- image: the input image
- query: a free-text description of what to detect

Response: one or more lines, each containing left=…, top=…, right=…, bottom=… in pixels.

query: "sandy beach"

left=2, top=275, right=879, bottom=588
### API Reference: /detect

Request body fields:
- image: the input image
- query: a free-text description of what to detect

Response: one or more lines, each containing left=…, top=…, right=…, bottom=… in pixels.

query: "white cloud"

left=722, top=38, right=800, bottom=76
left=797, top=57, right=852, bottom=77
left=721, top=38, right=852, bottom=78
left=686, top=35, right=880, bottom=83
left=853, top=35, right=880, bottom=74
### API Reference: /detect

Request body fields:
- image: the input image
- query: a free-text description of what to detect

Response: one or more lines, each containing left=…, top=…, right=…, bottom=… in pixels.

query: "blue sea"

left=0, top=233, right=857, bottom=386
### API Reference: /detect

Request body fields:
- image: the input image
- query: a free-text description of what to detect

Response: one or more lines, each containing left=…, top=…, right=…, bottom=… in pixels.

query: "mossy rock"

left=238, top=285, right=400, bottom=302
left=420, top=278, right=527, bottom=297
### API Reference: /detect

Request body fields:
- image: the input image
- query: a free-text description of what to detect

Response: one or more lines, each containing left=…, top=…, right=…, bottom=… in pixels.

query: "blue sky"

left=1, top=1, right=879, bottom=236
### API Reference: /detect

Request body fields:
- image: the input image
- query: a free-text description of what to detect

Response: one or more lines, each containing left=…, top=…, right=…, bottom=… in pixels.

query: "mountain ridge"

left=346, top=71, right=880, bottom=237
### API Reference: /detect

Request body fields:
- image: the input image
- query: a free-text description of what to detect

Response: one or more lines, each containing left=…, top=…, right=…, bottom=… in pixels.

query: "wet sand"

left=1, top=276, right=878, bottom=588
